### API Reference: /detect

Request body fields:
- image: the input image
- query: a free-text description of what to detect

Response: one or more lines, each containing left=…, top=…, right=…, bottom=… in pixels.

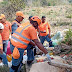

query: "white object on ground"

left=8, top=61, right=12, bottom=67
left=52, top=31, right=63, bottom=46
left=52, top=31, right=63, bottom=40
left=22, top=55, right=27, bottom=64
left=0, top=62, right=4, bottom=67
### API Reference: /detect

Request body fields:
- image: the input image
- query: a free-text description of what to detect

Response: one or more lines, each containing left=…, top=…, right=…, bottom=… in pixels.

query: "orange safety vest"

left=39, top=22, right=49, bottom=36
left=0, top=35, right=3, bottom=50
left=11, top=23, right=32, bottom=49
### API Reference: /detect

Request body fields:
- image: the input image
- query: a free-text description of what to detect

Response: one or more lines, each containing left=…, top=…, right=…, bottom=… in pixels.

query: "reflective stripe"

left=11, top=36, right=28, bottom=46
left=20, top=24, right=31, bottom=33
left=14, top=31, right=30, bottom=41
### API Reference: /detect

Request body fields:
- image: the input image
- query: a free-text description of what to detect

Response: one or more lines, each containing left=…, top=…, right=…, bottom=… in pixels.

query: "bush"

left=0, top=0, right=25, bottom=21
left=65, top=29, right=72, bottom=45
left=66, top=14, right=72, bottom=18
left=0, top=0, right=8, bottom=6
left=48, top=3, right=51, bottom=6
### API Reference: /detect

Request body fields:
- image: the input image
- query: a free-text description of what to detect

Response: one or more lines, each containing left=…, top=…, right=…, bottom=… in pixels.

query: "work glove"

left=46, top=53, right=51, bottom=63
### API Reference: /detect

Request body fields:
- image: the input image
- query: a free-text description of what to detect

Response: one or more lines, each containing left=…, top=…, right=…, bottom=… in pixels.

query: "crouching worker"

left=0, top=23, right=8, bottom=66
left=10, top=16, right=51, bottom=72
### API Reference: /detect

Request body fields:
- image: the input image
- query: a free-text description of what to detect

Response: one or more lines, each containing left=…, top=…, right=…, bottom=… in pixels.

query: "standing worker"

left=0, top=14, right=11, bottom=54
left=38, top=16, right=53, bottom=47
left=11, top=11, right=24, bottom=34
left=11, top=12, right=35, bottom=66
left=0, top=23, right=8, bottom=66
left=10, top=16, right=51, bottom=72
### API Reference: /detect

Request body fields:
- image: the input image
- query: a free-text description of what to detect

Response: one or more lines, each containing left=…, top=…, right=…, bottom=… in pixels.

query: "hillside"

left=0, top=0, right=72, bottom=34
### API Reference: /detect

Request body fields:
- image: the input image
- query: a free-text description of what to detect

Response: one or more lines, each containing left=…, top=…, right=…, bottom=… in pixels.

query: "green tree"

left=0, top=0, right=26, bottom=21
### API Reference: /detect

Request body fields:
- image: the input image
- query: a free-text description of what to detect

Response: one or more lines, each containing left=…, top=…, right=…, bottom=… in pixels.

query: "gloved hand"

left=46, top=53, right=51, bottom=63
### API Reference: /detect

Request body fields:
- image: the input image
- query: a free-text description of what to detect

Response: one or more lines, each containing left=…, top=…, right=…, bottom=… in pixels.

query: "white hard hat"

left=0, top=23, right=4, bottom=29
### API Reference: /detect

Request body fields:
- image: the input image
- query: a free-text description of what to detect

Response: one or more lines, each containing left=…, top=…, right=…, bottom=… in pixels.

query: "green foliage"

left=0, top=0, right=8, bottom=6
left=0, top=0, right=26, bottom=21
left=65, top=8, right=72, bottom=19
left=65, top=29, right=72, bottom=45
left=41, top=0, right=48, bottom=6
left=69, top=0, right=72, bottom=4
left=32, top=0, right=66, bottom=7
left=66, top=14, right=72, bottom=18
left=48, top=3, right=51, bottom=6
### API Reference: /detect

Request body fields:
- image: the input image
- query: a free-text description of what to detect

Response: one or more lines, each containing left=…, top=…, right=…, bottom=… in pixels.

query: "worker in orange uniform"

left=11, top=11, right=24, bottom=34
left=38, top=16, right=53, bottom=47
left=10, top=16, right=51, bottom=72
left=0, top=14, right=11, bottom=54
left=11, top=12, right=35, bottom=66
left=0, top=23, right=8, bottom=66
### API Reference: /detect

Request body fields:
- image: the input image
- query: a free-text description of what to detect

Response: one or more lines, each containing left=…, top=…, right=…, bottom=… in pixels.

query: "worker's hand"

left=46, top=53, right=51, bottom=63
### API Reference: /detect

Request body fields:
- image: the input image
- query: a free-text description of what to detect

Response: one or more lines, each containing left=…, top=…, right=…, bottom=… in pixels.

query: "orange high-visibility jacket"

left=1, top=21, right=11, bottom=40
left=0, top=34, right=3, bottom=50
left=11, top=22, right=37, bottom=49
left=38, top=22, right=50, bottom=36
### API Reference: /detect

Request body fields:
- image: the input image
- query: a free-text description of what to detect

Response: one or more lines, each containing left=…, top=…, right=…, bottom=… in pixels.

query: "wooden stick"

left=48, top=61, right=72, bottom=70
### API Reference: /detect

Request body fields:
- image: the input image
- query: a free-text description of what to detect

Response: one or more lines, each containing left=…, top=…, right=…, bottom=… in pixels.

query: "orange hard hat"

left=0, top=14, right=5, bottom=19
left=16, top=11, right=25, bottom=18
left=1, top=14, right=5, bottom=18
left=0, top=17, right=2, bottom=19
left=31, top=16, right=41, bottom=26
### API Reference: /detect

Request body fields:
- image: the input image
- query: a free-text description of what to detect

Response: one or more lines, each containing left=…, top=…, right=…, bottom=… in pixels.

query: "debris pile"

left=53, top=43, right=72, bottom=65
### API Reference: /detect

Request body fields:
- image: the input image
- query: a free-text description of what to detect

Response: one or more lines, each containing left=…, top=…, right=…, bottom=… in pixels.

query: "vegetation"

left=57, top=22, right=72, bottom=26
left=0, top=0, right=72, bottom=21
left=64, top=29, right=72, bottom=45
left=0, top=64, right=26, bottom=72
left=0, top=65, right=9, bottom=72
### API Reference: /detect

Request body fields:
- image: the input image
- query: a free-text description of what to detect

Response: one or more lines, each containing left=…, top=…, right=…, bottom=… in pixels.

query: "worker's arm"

left=30, top=27, right=47, bottom=53
left=33, top=39, right=48, bottom=54
left=48, top=28, right=50, bottom=36
left=29, top=27, right=51, bottom=62
left=37, top=28, right=40, bottom=37
left=30, top=40, right=36, bottom=46
left=48, top=28, right=51, bottom=38
left=48, top=22, right=51, bottom=38
left=33, top=39, right=51, bottom=62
